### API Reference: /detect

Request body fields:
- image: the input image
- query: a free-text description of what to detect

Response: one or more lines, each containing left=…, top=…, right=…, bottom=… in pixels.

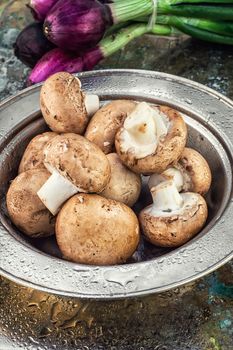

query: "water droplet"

left=39, top=326, right=52, bottom=338
left=50, top=301, right=62, bottom=323
left=104, top=268, right=140, bottom=287
left=28, top=290, right=49, bottom=308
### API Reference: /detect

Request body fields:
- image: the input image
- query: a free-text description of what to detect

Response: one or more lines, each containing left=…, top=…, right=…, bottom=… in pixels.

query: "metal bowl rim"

left=0, top=69, right=233, bottom=299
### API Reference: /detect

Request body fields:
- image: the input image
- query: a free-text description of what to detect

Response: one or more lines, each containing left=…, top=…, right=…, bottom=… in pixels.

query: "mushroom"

left=6, top=169, right=55, bottom=237
left=40, top=72, right=99, bottom=134
left=18, top=132, right=57, bottom=173
left=85, top=100, right=136, bottom=154
left=56, top=194, right=140, bottom=265
left=37, top=133, right=111, bottom=215
left=148, top=147, right=212, bottom=195
left=101, top=153, right=141, bottom=207
left=115, top=102, right=187, bottom=174
left=149, top=167, right=184, bottom=192
left=139, top=180, right=208, bottom=247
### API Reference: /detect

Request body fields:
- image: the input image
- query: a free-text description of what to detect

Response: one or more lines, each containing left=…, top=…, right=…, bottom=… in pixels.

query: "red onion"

left=44, top=0, right=112, bottom=53
left=44, top=0, right=154, bottom=52
left=13, top=23, right=55, bottom=68
left=28, top=0, right=58, bottom=21
left=27, top=47, right=103, bottom=85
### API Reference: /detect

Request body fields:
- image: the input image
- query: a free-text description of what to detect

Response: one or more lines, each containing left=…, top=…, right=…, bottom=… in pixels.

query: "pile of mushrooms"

left=6, top=72, right=212, bottom=266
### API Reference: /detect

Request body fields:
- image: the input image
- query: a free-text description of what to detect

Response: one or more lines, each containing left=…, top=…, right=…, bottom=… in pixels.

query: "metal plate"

left=0, top=69, right=233, bottom=299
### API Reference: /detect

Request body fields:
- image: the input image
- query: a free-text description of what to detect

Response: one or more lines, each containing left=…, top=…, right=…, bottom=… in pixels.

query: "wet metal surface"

left=0, top=271, right=233, bottom=349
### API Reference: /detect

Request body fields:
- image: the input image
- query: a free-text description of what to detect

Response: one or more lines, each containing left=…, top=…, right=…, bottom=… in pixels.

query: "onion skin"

left=13, top=23, right=55, bottom=68
left=27, top=47, right=103, bottom=85
left=28, top=0, right=58, bottom=21
left=44, top=0, right=113, bottom=52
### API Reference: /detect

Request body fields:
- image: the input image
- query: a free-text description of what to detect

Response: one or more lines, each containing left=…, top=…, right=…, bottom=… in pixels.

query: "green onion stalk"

left=156, top=15, right=233, bottom=45
left=111, top=0, right=233, bottom=21
left=156, top=0, right=233, bottom=21
left=135, top=11, right=233, bottom=45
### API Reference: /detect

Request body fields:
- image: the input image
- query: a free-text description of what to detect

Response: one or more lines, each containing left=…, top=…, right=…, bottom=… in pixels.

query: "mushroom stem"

left=121, top=102, right=169, bottom=159
left=151, top=181, right=184, bottom=212
left=37, top=171, right=79, bottom=215
left=75, top=77, right=82, bottom=88
left=149, top=167, right=184, bottom=192
left=84, top=94, right=100, bottom=117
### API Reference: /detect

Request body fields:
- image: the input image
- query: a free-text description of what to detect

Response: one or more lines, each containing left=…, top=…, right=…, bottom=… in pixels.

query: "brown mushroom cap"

left=139, top=193, right=208, bottom=247
left=178, top=147, right=212, bottom=195
left=44, top=133, right=111, bottom=193
left=56, top=194, right=140, bottom=265
left=101, top=153, right=141, bottom=207
left=40, top=72, right=88, bottom=134
left=18, top=132, right=57, bottom=174
left=115, top=105, right=187, bottom=174
left=6, top=169, right=55, bottom=237
left=85, top=100, right=136, bottom=154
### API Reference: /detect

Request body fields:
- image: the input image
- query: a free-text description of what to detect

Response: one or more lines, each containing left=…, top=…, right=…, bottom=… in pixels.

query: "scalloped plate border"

left=0, top=69, right=233, bottom=299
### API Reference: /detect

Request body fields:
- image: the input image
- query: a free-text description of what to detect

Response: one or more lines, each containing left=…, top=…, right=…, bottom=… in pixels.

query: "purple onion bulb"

left=28, top=0, right=58, bottom=21
left=27, top=47, right=103, bottom=85
left=14, top=22, right=55, bottom=68
left=44, top=0, right=113, bottom=52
